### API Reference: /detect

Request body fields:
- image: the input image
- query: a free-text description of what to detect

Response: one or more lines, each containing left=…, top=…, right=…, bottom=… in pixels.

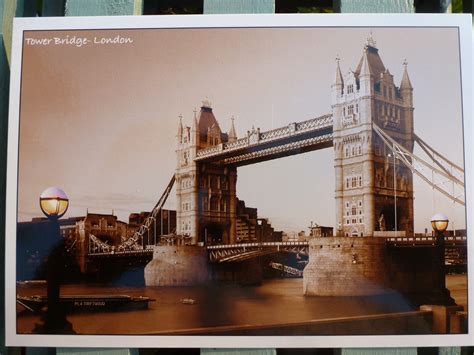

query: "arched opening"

left=378, top=205, right=401, bottom=232
left=201, top=222, right=224, bottom=245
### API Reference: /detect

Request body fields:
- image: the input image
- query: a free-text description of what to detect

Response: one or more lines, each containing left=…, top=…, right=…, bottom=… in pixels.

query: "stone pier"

left=304, top=237, right=455, bottom=305
left=145, top=245, right=211, bottom=286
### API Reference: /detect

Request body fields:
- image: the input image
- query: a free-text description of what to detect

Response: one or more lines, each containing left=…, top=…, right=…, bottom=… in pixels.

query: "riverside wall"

left=144, top=245, right=263, bottom=286
left=145, top=245, right=211, bottom=286
left=303, top=237, right=451, bottom=305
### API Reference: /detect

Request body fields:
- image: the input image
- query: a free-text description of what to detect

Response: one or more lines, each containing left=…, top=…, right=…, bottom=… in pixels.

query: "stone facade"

left=333, top=37, right=414, bottom=237
left=303, top=237, right=454, bottom=305
left=176, top=101, right=238, bottom=245
left=144, top=245, right=211, bottom=286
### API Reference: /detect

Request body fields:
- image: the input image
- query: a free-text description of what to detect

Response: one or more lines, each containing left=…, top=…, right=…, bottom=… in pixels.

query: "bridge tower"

left=176, top=101, right=238, bottom=245
left=333, top=36, right=414, bottom=237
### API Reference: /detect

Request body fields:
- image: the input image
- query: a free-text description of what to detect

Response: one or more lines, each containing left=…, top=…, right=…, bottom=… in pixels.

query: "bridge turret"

left=177, top=114, right=183, bottom=142
left=400, top=60, right=413, bottom=107
left=228, top=116, right=237, bottom=143
left=331, top=56, right=344, bottom=103
left=358, top=47, right=372, bottom=96
left=191, top=108, right=199, bottom=145
left=333, top=35, right=414, bottom=238
left=399, top=60, right=415, bottom=153
left=176, top=102, right=238, bottom=246
left=176, top=110, right=199, bottom=244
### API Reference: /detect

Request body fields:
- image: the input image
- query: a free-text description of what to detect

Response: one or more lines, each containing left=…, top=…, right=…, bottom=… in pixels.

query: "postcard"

left=5, top=14, right=473, bottom=348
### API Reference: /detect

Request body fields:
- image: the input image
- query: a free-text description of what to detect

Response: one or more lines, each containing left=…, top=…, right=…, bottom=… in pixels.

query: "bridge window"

left=358, top=145, right=362, bottom=155
left=351, top=177, right=357, bottom=188
left=389, top=87, right=393, bottom=100
left=203, top=197, right=208, bottom=211
left=220, top=199, right=226, bottom=212
left=343, top=107, right=346, bottom=116
left=351, top=147, right=355, bottom=156
left=345, top=147, right=349, bottom=157
left=355, top=104, right=359, bottom=113
left=352, top=219, right=357, bottom=224
left=358, top=176, right=362, bottom=186
left=346, top=178, right=350, bottom=189
left=348, top=105, right=354, bottom=115
left=210, top=196, right=219, bottom=211
left=210, top=176, right=218, bottom=189
left=383, top=86, right=387, bottom=98
left=348, top=85, right=354, bottom=94
left=352, top=207, right=357, bottom=215
left=346, top=211, right=349, bottom=216
left=346, top=219, right=349, bottom=225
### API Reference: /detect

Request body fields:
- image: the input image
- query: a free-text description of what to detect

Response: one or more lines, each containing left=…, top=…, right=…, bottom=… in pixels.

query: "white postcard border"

left=5, top=14, right=474, bottom=348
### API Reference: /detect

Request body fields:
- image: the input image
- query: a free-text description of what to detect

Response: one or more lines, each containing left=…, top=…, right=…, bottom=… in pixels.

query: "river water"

left=17, top=275, right=467, bottom=335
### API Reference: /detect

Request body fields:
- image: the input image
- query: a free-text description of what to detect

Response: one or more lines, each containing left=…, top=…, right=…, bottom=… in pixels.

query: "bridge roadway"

left=206, top=236, right=467, bottom=263
left=194, top=114, right=333, bottom=166
left=86, top=236, right=467, bottom=264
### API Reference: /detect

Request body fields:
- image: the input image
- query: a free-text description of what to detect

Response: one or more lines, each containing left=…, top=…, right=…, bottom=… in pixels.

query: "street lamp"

left=388, top=151, right=397, bottom=235
left=36, top=187, right=73, bottom=334
left=431, top=212, right=449, bottom=234
left=40, top=187, right=69, bottom=219
left=430, top=212, right=454, bottom=305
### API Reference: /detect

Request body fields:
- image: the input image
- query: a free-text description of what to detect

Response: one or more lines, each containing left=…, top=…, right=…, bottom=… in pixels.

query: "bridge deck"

left=194, top=114, right=333, bottom=166
left=207, top=237, right=467, bottom=263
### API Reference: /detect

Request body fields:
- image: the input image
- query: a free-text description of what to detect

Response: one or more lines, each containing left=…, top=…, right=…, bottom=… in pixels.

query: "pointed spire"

left=359, top=47, right=372, bottom=77
left=191, top=108, right=199, bottom=145
left=400, top=59, right=413, bottom=90
left=334, top=54, right=344, bottom=87
left=191, top=108, right=198, bottom=131
left=177, top=114, right=183, bottom=139
left=228, top=116, right=237, bottom=143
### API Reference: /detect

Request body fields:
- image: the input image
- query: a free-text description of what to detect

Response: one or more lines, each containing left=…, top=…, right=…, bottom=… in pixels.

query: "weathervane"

left=366, top=30, right=377, bottom=48
left=202, top=97, right=212, bottom=108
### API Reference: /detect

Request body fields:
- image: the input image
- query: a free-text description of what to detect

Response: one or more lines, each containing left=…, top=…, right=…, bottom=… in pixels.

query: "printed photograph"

left=12, top=23, right=468, bottom=338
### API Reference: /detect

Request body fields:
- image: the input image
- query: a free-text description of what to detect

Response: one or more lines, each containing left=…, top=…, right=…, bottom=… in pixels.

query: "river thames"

left=17, top=274, right=467, bottom=335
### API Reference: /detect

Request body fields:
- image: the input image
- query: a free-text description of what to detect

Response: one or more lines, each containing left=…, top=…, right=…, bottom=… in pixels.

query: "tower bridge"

left=88, top=35, right=464, bottom=256
left=173, top=36, right=464, bottom=246
left=87, top=37, right=465, bottom=300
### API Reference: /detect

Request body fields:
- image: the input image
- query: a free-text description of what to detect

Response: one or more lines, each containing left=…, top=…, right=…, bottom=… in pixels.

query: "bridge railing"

left=195, top=114, right=333, bottom=160
left=385, top=235, right=467, bottom=246
left=206, top=241, right=310, bottom=250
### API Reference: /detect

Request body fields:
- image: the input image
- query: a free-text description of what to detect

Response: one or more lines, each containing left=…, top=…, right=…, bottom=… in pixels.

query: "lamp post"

left=37, top=187, right=73, bottom=333
left=257, top=219, right=263, bottom=245
left=430, top=213, right=454, bottom=305
left=388, top=151, right=397, bottom=235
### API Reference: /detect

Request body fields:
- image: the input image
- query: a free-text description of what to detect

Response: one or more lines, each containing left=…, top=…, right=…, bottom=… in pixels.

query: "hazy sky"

left=17, top=26, right=465, bottom=233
